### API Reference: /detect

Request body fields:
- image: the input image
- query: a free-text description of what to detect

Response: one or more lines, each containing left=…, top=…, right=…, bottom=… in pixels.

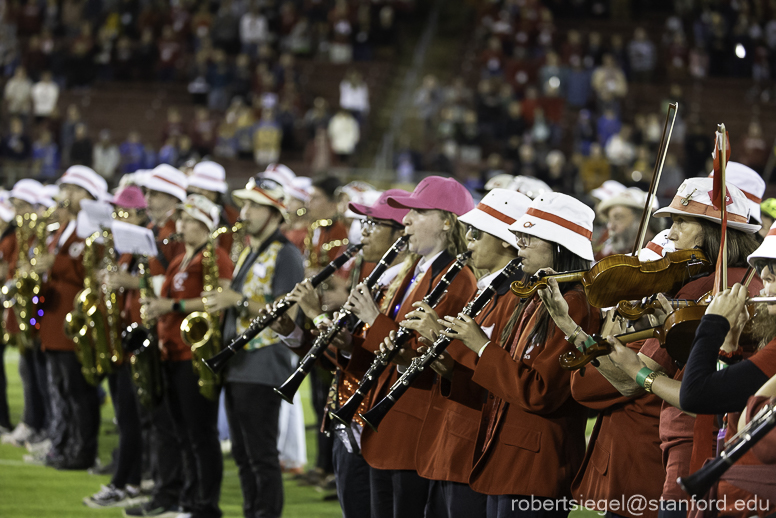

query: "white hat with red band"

left=638, top=229, right=675, bottom=262
left=653, top=177, right=760, bottom=234
left=261, top=163, right=296, bottom=187
left=509, top=176, right=552, bottom=200
left=178, top=193, right=220, bottom=232
left=286, top=176, right=313, bottom=202
left=708, top=161, right=766, bottom=224
left=509, top=192, right=595, bottom=261
left=59, top=165, right=109, bottom=201
left=232, top=176, right=288, bottom=218
left=459, top=188, right=531, bottom=249
left=748, top=221, right=776, bottom=265
left=142, top=164, right=188, bottom=202
left=10, top=179, right=44, bottom=206
left=590, top=180, right=627, bottom=202
left=189, top=161, right=228, bottom=193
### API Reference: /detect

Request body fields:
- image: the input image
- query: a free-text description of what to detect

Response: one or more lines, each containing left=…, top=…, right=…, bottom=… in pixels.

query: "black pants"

left=224, top=382, right=283, bottom=518
left=163, top=360, right=222, bottom=518
left=0, top=342, right=11, bottom=429
left=331, top=433, right=370, bottom=518
left=149, top=378, right=188, bottom=509
left=310, top=366, right=334, bottom=473
left=107, top=363, right=142, bottom=488
left=370, top=467, right=430, bottom=518
left=486, top=495, right=571, bottom=518
left=19, top=344, right=49, bottom=432
left=45, top=350, right=100, bottom=466
left=426, top=480, right=487, bottom=518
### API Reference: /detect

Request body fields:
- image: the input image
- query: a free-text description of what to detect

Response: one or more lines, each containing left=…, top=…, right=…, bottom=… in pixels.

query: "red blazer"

left=416, top=271, right=520, bottom=484
left=352, top=251, right=478, bottom=471
left=466, top=288, right=598, bottom=497
left=149, top=218, right=185, bottom=277
left=0, top=229, right=20, bottom=335
left=40, top=223, right=86, bottom=352
left=570, top=343, right=664, bottom=518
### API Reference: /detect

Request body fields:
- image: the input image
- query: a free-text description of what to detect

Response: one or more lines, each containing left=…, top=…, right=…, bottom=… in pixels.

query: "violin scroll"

left=559, top=335, right=613, bottom=371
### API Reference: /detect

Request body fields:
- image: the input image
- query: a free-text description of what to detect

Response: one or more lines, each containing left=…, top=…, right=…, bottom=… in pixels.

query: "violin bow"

left=632, top=102, right=678, bottom=256
left=712, top=124, right=730, bottom=295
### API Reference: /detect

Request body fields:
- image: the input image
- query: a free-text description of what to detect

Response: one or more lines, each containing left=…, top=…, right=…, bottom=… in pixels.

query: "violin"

left=510, top=248, right=713, bottom=309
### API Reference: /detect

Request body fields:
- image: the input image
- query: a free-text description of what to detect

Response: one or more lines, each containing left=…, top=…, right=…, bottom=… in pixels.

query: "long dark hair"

left=697, top=219, right=760, bottom=268
left=500, top=242, right=592, bottom=346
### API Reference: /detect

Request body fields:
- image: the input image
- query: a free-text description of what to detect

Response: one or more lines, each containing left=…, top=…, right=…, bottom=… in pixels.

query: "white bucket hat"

left=748, top=221, right=776, bottom=266
left=590, top=180, right=627, bottom=202
left=638, top=229, right=675, bottom=262
left=178, top=194, right=220, bottom=233
left=261, top=163, right=296, bottom=187
left=509, top=176, right=551, bottom=200
left=653, top=177, right=760, bottom=234
left=286, top=176, right=313, bottom=203
left=189, top=161, right=228, bottom=193
left=708, top=161, right=766, bottom=224
left=59, top=165, right=109, bottom=201
left=481, top=173, right=515, bottom=193
left=10, top=179, right=44, bottom=206
left=143, top=164, right=188, bottom=202
left=0, top=202, right=14, bottom=223
left=509, top=192, right=595, bottom=261
left=597, top=187, right=655, bottom=217
left=232, top=176, right=288, bottom=216
left=460, top=188, right=531, bottom=249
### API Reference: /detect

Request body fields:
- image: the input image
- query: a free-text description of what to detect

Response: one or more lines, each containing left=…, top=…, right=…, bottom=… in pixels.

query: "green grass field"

left=0, top=348, right=601, bottom=518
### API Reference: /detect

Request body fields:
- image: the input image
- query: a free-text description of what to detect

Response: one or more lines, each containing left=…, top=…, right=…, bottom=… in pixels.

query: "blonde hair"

left=440, top=210, right=469, bottom=257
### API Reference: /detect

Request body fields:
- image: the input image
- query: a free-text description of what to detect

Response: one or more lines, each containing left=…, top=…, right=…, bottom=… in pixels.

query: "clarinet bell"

left=274, top=370, right=304, bottom=404
left=202, top=347, right=235, bottom=374
left=359, top=400, right=391, bottom=432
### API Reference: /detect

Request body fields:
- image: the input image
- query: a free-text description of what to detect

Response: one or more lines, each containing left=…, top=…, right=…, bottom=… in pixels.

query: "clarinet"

left=359, top=258, right=521, bottom=431
left=678, top=401, right=776, bottom=498
left=330, top=251, right=472, bottom=426
left=274, top=236, right=409, bottom=403
left=203, top=243, right=363, bottom=374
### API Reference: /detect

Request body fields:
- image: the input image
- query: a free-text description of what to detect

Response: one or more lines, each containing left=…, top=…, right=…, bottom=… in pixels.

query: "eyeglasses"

left=466, top=225, right=483, bottom=241
left=361, top=218, right=404, bottom=232
left=514, top=232, right=534, bottom=248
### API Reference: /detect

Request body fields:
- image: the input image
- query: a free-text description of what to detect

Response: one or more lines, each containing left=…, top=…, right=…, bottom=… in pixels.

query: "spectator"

left=31, top=128, right=60, bottom=180
left=740, top=121, right=768, bottom=171
left=240, top=3, right=269, bottom=56
left=627, top=27, right=657, bottom=82
left=136, top=28, right=158, bottom=81
left=306, top=126, right=333, bottom=174
left=119, top=131, right=146, bottom=173
left=211, top=0, right=240, bottom=54
left=157, top=25, right=181, bottom=81
left=207, top=49, right=233, bottom=111
left=253, top=108, right=282, bottom=166
left=59, top=103, right=82, bottom=166
left=304, top=97, right=331, bottom=139
left=161, top=107, right=185, bottom=144
left=565, top=55, right=592, bottom=108
left=69, top=123, right=93, bottom=166
left=67, top=21, right=96, bottom=87
left=497, top=100, right=526, bottom=141
left=579, top=143, right=611, bottom=193
left=329, top=0, right=354, bottom=63
left=339, top=70, right=370, bottom=122
left=596, top=107, right=621, bottom=147
left=158, top=137, right=179, bottom=165
left=190, top=107, right=217, bottom=156
left=605, top=125, right=636, bottom=169
left=573, top=109, right=596, bottom=155
left=538, top=51, right=567, bottom=97
left=231, top=53, right=253, bottom=102
left=176, top=134, right=199, bottom=166
left=92, top=129, right=120, bottom=183
left=4, top=66, right=33, bottom=117
left=1, top=118, right=32, bottom=182
left=327, top=107, right=360, bottom=161
left=591, top=53, right=627, bottom=105
left=31, top=70, right=59, bottom=121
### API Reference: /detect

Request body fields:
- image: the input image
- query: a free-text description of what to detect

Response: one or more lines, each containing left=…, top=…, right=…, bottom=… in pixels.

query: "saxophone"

left=180, top=228, right=227, bottom=401
left=101, top=228, right=123, bottom=364
left=2, top=214, right=36, bottom=350
left=123, top=256, right=163, bottom=408
left=229, top=221, right=246, bottom=263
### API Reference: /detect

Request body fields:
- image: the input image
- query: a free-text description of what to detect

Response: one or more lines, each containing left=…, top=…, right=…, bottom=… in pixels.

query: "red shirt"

left=157, top=246, right=233, bottom=361
left=149, top=218, right=185, bottom=277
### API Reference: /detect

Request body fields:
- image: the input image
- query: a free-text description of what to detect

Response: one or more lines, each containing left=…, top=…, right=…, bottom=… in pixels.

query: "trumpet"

left=358, top=258, right=520, bottom=430
left=678, top=401, right=776, bottom=498
left=203, top=242, right=364, bottom=374
left=332, top=251, right=471, bottom=427
left=274, top=236, right=409, bottom=403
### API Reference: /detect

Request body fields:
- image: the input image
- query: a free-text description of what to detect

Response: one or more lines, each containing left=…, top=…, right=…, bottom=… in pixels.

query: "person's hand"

left=287, top=280, right=323, bottom=320
left=203, top=288, right=242, bottom=312
left=140, top=297, right=173, bottom=321
left=606, top=335, right=647, bottom=380
left=417, top=341, right=455, bottom=380
left=439, top=314, right=489, bottom=353
left=258, top=303, right=296, bottom=336
left=600, top=308, right=628, bottom=338
left=399, top=301, right=442, bottom=342
left=30, top=253, right=54, bottom=275
left=379, top=330, right=417, bottom=367
left=329, top=327, right=354, bottom=353
left=342, top=282, right=380, bottom=326
left=706, top=283, right=748, bottom=328
left=102, top=270, right=138, bottom=291
left=535, top=274, right=579, bottom=335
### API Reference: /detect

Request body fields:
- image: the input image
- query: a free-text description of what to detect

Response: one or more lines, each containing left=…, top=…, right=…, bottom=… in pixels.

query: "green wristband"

left=636, top=367, right=653, bottom=388
left=180, top=299, right=186, bottom=313
left=313, top=313, right=331, bottom=326
left=577, top=334, right=596, bottom=352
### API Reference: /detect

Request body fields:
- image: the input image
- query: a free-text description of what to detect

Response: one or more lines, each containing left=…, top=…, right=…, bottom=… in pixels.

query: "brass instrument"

left=2, top=214, right=36, bottom=350
left=228, top=221, right=246, bottom=263
left=180, top=227, right=228, bottom=401
left=123, top=256, right=163, bottom=408
left=101, top=228, right=123, bottom=364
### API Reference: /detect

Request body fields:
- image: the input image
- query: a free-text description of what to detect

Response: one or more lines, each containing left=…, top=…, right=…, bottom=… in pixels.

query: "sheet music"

left=80, top=199, right=114, bottom=229
left=76, top=210, right=104, bottom=242
left=111, top=221, right=159, bottom=256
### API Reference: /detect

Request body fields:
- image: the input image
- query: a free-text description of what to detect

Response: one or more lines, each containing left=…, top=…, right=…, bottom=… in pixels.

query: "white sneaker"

left=1, top=422, right=32, bottom=446
left=84, top=484, right=127, bottom=508
left=174, top=513, right=193, bottom=518
left=25, top=438, right=51, bottom=455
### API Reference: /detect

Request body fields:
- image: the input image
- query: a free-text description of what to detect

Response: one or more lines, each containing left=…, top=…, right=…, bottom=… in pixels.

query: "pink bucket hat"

left=387, top=176, right=474, bottom=216
left=111, top=185, right=148, bottom=209
left=348, top=189, right=411, bottom=226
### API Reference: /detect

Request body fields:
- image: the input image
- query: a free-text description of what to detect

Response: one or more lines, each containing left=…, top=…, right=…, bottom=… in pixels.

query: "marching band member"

left=580, top=178, right=761, bottom=518
left=0, top=199, right=13, bottom=434
left=709, top=162, right=766, bottom=226
left=448, top=192, right=599, bottom=518
left=203, top=176, right=305, bottom=518
left=760, top=199, right=776, bottom=240
left=594, top=187, right=656, bottom=259
left=344, top=176, right=478, bottom=518
left=138, top=194, right=233, bottom=518
left=407, top=188, right=530, bottom=518
left=283, top=176, right=313, bottom=253
left=39, top=166, right=109, bottom=470
left=84, top=185, right=148, bottom=508
left=186, top=160, right=240, bottom=252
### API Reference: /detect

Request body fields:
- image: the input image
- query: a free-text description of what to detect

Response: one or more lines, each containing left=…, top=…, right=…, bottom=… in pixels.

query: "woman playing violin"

left=429, top=192, right=600, bottom=518
left=540, top=177, right=761, bottom=518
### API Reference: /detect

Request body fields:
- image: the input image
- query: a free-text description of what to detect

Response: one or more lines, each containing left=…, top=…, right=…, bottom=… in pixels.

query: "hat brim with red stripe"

left=459, top=192, right=531, bottom=249
left=509, top=207, right=595, bottom=261
left=748, top=223, right=776, bottom=266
